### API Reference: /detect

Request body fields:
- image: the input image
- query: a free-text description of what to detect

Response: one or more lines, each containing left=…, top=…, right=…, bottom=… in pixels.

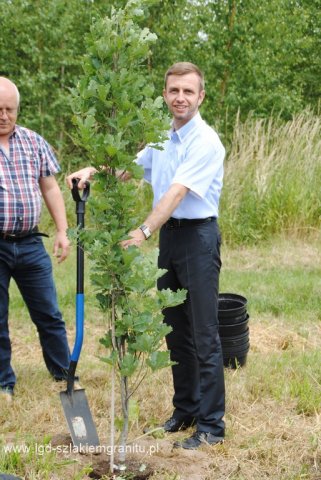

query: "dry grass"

left=220, top=111, right=321, bottom=243
left=1, top=236, right=321, bottom=479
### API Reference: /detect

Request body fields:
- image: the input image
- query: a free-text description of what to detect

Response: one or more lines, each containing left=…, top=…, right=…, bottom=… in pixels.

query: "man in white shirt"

left=67, top=62, right=226, bottom=449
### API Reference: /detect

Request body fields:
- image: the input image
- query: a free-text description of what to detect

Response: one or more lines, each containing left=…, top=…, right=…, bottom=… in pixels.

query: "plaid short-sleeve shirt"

left=0, top=125, right=61, bottom=234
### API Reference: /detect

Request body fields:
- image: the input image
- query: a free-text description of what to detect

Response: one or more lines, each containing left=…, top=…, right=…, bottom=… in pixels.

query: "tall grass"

left=220, top=110, right=321, bottom=244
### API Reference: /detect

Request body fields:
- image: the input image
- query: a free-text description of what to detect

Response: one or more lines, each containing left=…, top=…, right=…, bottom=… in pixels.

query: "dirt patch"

left=89, top=457, right=153, bottom=479
left=49, top=433, right=211, bottom=480
left=89, top=439, right=211, bottom=480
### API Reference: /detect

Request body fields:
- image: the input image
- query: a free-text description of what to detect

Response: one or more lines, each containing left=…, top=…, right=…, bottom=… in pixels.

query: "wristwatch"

left=139, top=224, right=151, bottom=239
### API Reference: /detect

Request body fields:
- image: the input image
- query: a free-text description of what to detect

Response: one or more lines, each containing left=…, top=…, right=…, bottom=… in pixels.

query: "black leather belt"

left=165, top=217, right=215, bottom=228
left=0, top=226, right=49, bottom=241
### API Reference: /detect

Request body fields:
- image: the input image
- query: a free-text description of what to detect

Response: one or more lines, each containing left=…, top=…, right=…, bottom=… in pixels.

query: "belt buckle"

left=5, top=233, right=18, bottom=240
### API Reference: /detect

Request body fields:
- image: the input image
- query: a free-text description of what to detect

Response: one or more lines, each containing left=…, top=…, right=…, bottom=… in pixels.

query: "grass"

left=219, top=110, right=321, bottom=244
left=0, top=233, right=320, bottom=479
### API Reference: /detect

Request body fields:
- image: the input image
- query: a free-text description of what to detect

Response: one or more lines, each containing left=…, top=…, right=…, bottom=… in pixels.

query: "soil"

left=50, top=433, right=212, bottom=480
left=89, top=458, right=153, bottom=479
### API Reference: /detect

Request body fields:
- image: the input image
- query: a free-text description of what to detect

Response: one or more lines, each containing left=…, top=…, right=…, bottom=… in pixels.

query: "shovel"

left=60, top=178, right=100, bottom=451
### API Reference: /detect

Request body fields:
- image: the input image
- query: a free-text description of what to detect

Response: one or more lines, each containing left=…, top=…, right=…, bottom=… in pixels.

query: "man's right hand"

left=66, top=166, right=97, bottom=189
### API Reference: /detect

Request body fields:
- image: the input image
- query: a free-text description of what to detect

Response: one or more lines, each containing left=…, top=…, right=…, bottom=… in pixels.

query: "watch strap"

left=139, top=224, right=151, bottom=239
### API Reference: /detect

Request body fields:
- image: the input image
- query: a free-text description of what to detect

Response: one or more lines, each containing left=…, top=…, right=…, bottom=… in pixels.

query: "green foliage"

left=70, top=0, right=185, bottom=464
left=0, top=0, right=110, bottom=159
left=146, top=0, right=321, bottom=139
left=2, top=0, right=320, bottom=164
left=221, top=264, right=321, bottom=325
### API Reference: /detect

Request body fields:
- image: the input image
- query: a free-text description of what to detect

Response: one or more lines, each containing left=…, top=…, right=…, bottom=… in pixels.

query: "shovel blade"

left=60, top=389, right=100, bottom=450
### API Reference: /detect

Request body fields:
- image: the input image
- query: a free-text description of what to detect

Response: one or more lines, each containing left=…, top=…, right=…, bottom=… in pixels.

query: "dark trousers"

left=0, top=236, right=70, bottom=392
left=158, top=219, right=225, bottom=436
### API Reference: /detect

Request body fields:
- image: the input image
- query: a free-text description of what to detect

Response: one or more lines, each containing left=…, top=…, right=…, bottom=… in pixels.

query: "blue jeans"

left=0, top=235, right=70, bottom=392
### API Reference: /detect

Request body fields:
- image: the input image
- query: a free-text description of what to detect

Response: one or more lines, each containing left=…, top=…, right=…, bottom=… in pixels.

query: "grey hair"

left=0, top=77, right=20, bottom=106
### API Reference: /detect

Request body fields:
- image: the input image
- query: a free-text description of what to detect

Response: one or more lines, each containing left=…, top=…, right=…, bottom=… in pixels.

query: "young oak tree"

left=70, top=0, right=186, bottom=469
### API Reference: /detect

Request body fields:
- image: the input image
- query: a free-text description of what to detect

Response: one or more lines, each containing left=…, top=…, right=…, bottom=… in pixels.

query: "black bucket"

left=223, top=354, right=248, bottom=369
left=218, top=293, right=249, bottom=369
left=219, top=314, right=249, bottom=337
left=218, top=293, right=247, bottom=322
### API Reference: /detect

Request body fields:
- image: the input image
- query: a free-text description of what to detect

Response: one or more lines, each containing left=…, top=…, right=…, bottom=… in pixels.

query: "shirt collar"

left=9, top=125, right=18, bottom=139
left=170, top=112, right=203, bottom=143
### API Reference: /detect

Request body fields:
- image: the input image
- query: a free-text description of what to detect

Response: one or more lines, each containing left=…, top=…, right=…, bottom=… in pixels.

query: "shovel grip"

left=71, top=178, right=90, bottom=203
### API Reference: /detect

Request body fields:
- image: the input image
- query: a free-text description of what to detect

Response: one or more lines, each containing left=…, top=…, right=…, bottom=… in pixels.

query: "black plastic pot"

left=218, top=293, right=247, bottom=322
left=219, top=311, right=248, bottom=325
left=218, top=293, right=249, bottom=369
left=223, top=342, right=250, bottom=368
left=222, top=342, right=250, bottom=356
left=219, top=315, right=249, bottom=337
left=223, top=355, right=247, bottom=369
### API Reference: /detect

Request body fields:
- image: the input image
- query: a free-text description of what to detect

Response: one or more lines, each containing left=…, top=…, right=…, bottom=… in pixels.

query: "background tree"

left=0, top=0, right=109, bottom=158
left=146, top=0, right=321, bottom=136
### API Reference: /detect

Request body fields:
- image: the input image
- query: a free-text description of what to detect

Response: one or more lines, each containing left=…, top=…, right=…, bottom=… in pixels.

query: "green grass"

left=2, top=234, right=320, bottom=479
left=221, top=267, right=321, bottom=320
left=0, top=434, right=79, bottom=479
left=244, top=350, right=321, bottom=415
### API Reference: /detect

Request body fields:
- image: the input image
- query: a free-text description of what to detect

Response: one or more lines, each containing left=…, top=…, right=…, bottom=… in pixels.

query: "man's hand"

left=66, top=166, right=97, bottom=189
left=53, top=230, right=70, bottom=263
left=120, top=228, right=146, bottom=249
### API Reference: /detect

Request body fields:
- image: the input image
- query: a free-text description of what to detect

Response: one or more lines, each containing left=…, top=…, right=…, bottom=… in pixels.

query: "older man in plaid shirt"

left=0, top=77, right=71, bottom=402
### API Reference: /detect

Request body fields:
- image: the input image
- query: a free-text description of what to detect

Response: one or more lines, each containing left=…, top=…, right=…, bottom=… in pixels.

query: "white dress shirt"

left=136, top=112, right=225, bottom=219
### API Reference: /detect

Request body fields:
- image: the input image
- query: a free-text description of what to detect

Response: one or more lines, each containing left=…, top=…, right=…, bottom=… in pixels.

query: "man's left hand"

left=53, top=231, right=70, bottom=262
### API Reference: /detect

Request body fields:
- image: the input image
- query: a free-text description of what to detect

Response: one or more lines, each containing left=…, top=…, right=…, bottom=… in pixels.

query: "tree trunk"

left=118, top=374, right=129, bottom=465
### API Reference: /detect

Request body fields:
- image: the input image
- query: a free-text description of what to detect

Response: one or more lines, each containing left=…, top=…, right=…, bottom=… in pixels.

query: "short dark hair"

left=164, top=62, right=205, bottom=91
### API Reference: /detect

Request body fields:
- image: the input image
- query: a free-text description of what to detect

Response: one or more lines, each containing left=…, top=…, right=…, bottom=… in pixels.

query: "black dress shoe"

left=162, top=416, right=195, bottom=432
left=173, top=431, right=224, bottom=449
